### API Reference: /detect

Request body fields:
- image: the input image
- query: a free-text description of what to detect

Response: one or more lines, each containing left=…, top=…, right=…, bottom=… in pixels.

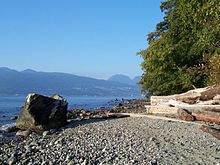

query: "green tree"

left=138, top=0, right=220, bottom=96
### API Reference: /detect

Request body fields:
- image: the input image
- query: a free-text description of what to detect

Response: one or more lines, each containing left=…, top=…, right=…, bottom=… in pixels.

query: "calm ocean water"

left=0, top=95, right=136, bottom=126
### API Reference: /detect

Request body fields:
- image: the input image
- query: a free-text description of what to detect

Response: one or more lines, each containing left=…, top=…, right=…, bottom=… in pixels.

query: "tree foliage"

left=138, top=0, right=220, bottom=96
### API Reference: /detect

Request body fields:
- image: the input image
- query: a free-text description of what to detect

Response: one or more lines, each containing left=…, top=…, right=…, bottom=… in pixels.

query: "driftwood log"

left=168, top=100, right=220, bottom=112
left=177, top=108, right=195, bottom=121
left=145, top=105, right=178, bottom=114
left=168, top=100, right=220, bottom=124
left=192, top=112, right=220, bottom=125
left=200, top=125, right=220, bottom=140
left=148, top=85, right=220, bottom=126
left=151, top=85, right=220, bottom=105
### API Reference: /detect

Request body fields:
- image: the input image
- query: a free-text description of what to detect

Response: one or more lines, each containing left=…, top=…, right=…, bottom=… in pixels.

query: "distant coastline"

left=0, top=95, right=142, bottom=126
left=0, top=67, right=141, bottom=97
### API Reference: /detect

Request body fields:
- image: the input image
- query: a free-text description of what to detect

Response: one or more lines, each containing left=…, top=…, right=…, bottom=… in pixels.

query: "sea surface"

left=0, top=95, right=138, bottom=127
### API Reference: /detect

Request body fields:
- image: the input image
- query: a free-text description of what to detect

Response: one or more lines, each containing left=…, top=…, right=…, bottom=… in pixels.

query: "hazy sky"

left=0, top=0, right=163, bottom=79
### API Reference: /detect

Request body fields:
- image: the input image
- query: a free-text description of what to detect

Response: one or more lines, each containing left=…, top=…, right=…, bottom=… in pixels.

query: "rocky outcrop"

left=67, top=109, right=130, bottom=121
left=16, top=93, right=68, bottom=134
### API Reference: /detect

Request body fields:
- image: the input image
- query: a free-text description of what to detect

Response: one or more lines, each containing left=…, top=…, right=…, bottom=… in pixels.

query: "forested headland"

left=139, top=0, right=220, bottom=96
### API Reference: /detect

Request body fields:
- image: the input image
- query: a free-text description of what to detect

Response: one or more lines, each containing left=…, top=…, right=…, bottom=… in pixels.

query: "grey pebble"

left=1, top=117, right=220, bottom=164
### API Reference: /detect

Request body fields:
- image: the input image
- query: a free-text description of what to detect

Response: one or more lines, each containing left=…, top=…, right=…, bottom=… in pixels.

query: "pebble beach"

left=1, top=116, right=220, bottom=165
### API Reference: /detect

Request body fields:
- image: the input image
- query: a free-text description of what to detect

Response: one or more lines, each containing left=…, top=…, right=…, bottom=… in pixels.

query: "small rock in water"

left=10, top=116, right=18, bottom=120
left=5, top=126, right=18, bottom=133
left=0, top=123, right=16, bottom=132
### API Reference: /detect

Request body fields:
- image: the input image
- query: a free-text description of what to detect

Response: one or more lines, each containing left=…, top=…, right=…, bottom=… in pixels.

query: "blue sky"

left=0, top=0, right=163, bottom=79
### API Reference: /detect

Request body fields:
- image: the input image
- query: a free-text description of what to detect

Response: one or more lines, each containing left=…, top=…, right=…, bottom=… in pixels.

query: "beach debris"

left=144, top=85, right=220, bottom=136
left=145, top=85, right=220, bottom=140
left=192, top=111, right=220, bottom=125
left=200, top=125, right=220, bottom=140
left=177, top=108, right=195, bottom=121
left=151, top=85, right=220, bottom=105
left=16, top=93, right=68, bottom=134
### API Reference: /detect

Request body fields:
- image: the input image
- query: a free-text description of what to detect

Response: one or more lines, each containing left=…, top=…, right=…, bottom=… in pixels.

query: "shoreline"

left=0, top=98, right=146, bottom=129
left=1, top=99, right=220, bottom=164
left=1, top=116, right=220, bottom=164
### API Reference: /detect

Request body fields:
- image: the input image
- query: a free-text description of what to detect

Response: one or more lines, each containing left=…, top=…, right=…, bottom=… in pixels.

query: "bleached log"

left=151, top=85, right=220, bottom=105
left=145, top=105, right=178, bottom=114
left=168, top=100, right=220, bottom=113
left=196, top=100, right=220, bottom=105
left=151, top=96, right=177, bottom=106
left=213, top=95, right=220, bottom=100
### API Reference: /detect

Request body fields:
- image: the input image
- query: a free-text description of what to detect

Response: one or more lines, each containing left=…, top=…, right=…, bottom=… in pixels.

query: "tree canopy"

left=138, top=0, right=220, bottom=96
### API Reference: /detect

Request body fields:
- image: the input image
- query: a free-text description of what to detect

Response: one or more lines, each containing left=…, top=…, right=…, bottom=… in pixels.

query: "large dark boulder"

left=16, top=93, right=68, bottom=134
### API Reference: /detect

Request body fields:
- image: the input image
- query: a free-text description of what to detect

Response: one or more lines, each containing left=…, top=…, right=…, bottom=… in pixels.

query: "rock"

left=5, top=126, right=18, bottom=133
left=16, top=130, right=31, bottom=137
left=67, top=160, right=74, bottom=165
left=8, top=158, right=15, bottom=165
left=10, top=116, right=18, bottom=120
left=16, top=93, right=68, bottom=134
left=7, top=152, right=18, bottom=165
left=43, top=131, right=50, bottom=137
left=81, top=160, right=87, bottom=165
left=177, top=108, right=195, bottom=121
left=50, top=129, right=57, bottom=134
left=24, top=144, right=32, bottom=153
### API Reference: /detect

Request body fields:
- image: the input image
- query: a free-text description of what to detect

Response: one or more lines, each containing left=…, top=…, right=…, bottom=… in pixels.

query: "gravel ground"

left=0, top=117, right=220, bottom=165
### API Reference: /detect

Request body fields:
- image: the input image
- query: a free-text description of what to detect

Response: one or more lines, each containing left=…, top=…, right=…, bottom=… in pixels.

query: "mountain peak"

left=108, top=74, right=140, bottom=85
left=22, top=69, right=37, bottom=73
left=0, top=68, right=141, bottom=96
left=0, top=67, right=18, bottom=72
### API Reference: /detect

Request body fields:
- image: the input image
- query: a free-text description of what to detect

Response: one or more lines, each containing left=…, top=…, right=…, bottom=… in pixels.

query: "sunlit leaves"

left=138, top=0, right=220, bottom=96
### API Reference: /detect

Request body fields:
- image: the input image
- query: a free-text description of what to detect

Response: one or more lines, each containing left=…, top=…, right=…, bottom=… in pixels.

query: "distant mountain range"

left=0, top=67, right=141, bottom=96
left=108, top=74, right=141, bottom=86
